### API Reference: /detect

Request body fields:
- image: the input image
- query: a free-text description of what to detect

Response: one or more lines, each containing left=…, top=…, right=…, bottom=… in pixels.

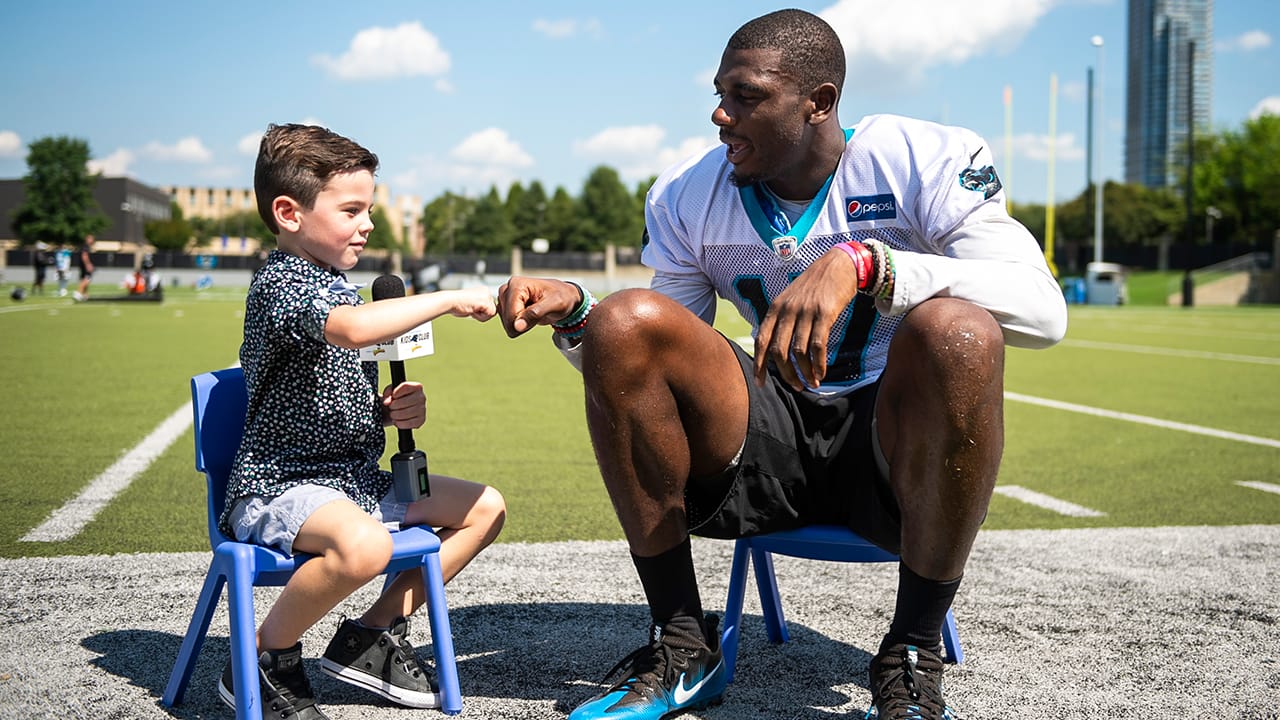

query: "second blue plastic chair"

left=720, top=524, right=964, bottom=683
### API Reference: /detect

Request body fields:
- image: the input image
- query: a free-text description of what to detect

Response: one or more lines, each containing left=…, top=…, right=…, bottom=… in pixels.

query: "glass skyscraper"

left=1124, top=0, right=1213, bottom=189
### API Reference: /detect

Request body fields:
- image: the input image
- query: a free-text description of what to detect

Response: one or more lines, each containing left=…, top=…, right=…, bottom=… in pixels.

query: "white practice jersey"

left=642, top=113, right=1067, bottom=393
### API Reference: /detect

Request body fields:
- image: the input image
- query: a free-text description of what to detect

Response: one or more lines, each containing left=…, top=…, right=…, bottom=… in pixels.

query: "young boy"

left=220, top=123, right=506, bottom=719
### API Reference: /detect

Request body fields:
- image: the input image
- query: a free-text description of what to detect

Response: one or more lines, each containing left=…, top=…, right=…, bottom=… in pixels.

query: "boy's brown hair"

left=253, top=123, right=380, bottom=234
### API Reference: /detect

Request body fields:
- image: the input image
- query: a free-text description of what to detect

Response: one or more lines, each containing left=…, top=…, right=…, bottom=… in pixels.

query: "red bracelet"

left=835, top=241, right=873, bottom=291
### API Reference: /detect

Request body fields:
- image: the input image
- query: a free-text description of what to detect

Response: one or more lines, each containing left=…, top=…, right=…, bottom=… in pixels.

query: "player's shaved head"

left=727, top=9, right=846, bottom=96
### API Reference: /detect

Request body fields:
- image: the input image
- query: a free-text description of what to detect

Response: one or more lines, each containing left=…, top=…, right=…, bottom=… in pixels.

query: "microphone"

left=370, top=274, right=430, bottom=501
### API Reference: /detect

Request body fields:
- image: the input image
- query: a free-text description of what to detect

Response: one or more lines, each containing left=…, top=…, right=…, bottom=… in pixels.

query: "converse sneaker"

left=218, top=643, right=330, bottom=720
left=863, top=643, right=959, bottom=720
left=568, top=613, right=726, bottom=720
left=320, top=616, right=439, bottom=708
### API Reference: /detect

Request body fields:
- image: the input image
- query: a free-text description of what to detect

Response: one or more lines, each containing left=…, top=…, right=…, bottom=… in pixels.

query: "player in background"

left=496, top=9, right=1066, bottom=720
left=73, top=234, right=95, bottom=301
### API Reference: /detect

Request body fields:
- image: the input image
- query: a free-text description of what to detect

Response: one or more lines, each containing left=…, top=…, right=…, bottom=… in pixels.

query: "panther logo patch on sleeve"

left=958, top=165, right=1002, bottom=200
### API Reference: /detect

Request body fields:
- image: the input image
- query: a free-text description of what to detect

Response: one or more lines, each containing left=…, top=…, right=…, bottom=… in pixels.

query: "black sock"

left=881, top=562, right=962, bottom=654
left=631, top=537, right=705, bottom=637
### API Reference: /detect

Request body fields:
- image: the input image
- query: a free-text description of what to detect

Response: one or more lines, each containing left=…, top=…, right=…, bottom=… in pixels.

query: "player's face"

left=712, top=47, right=813, bottom=194
left=293, top=169, right=376, bottom=271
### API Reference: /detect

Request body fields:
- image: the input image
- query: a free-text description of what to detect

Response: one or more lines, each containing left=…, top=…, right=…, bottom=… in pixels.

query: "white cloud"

left=574, top=125, right=717, bottom=182
left=313, top=21, right=450, bottom=81
left=238, top=132, right=262, bottom=156
left=0, top=129, right=23, bottom=157
left=532, top=18, right=602, bottom=39
left=239, top=117, right=328, bottom=156
left=0, top=130, right=22, bottom=157
left=1250, top=96, right=1280, bottom=119
left=574, top=125, right=666, bottom=157
left=198, top=165, right=241, bottom=182
left=395, top=129, right=538, bottom=194
left=450, top=128, right=534, bottom=168
left=1060, top=80, right=1087, bottom=104
left=1009, top=131, right=1085, bottom=163
left=142, top=136, right=213, bottom=163
left=694, top=67, right=716, bottom=89
left=87, top=148, right=135, bottom=176
left=1218, top=30, right=1271, bottom=53
left=819, top=0, right=1055, bottom=85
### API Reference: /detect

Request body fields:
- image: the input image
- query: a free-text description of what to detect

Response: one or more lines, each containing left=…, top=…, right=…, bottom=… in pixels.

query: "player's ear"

left=809, top=82, right=838, bottom=125
left=272, top=195, right=302, bottom=233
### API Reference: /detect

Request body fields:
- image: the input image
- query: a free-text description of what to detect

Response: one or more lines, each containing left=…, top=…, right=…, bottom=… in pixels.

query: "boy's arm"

left=323, top=286, right=496, bottom=349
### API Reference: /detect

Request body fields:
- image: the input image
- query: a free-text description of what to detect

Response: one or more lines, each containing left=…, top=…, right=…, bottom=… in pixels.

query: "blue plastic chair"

left=162, top=367, right=462, bottom=717
left=720, top=525, right=964, bottom=682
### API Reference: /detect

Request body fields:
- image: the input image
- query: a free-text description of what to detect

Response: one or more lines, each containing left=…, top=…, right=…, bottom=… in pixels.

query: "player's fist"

left=495, top=277, right=581, bottom=337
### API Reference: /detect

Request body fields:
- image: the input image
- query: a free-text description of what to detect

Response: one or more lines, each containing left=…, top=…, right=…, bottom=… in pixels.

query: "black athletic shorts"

left=684, top=334, right=902, bottom=554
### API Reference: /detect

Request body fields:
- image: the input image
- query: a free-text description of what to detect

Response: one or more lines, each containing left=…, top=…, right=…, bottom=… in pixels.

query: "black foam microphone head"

left=371, top=274, right=406, bottom=302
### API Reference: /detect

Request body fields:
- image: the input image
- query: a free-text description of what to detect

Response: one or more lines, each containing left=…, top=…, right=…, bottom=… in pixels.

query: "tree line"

left=11, top=113, right=1279, bottom=268
left=1010, top=113, right=1280, bottom=271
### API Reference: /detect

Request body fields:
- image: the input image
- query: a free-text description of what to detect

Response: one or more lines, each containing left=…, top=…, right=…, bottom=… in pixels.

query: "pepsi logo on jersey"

left=845, top=193, right=897, bottom=222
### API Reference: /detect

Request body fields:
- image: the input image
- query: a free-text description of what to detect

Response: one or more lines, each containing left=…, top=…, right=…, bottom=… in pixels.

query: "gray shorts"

left=227, top=484, right=410, bottom=555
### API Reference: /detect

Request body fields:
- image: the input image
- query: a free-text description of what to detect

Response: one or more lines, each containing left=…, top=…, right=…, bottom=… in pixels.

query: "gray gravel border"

left=1, top=525, right=1277, bottom=719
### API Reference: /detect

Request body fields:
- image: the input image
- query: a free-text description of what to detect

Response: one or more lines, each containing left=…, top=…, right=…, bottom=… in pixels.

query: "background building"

left=0, top=176, right=171, bottom=245
left=1124, top=0, right=1214, bottom=189
left=163, top=183, right=423, bottom=255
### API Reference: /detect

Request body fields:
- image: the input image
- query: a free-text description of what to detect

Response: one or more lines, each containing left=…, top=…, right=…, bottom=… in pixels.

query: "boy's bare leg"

left=362, top=477, right=506, bottom=625
left=257, top=500, right=392, bottom=650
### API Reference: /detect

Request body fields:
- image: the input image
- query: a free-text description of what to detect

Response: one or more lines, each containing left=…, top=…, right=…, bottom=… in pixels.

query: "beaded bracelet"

left=870, top=240, right=896, bottom=301
left=553, top=282, right=598, bottom=339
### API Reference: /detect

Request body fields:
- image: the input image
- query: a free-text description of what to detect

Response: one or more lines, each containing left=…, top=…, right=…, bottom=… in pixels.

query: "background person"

left=496, top=9, right=1067, bottom=720
left=31, top=242, right=51, bottom=295
left=73, top=234, right=95, bottom=301
left=54, top=243, right=72, bottom=296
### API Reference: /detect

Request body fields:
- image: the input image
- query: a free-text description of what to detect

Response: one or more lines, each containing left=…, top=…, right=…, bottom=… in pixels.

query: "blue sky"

left=2, top=1, right=1276, bottom=208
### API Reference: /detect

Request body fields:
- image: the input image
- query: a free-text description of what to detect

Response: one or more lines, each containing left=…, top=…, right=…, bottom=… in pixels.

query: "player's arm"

left=886, top=130, right=1067, bottom=349
left=753, top=247, right=863, bottom=392
left=642, top=180, right=718, bottom=324
left=888, top=208, right=1067, bottom=349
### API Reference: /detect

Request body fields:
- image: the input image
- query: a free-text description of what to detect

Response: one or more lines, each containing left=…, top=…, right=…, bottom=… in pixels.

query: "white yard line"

left=0, top=304, right=74, bottom=315
left=1060, top=338, right=1280, bottom=366
left=1237, top=481, right=1280, bottom=496
left=993, top=485, right=1106, bottom=517
left=20, top=401, right=193, bottom=543
left=1005, top=391, right=1280, bottom=449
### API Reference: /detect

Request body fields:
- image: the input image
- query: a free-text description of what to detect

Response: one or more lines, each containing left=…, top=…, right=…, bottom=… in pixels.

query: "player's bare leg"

left=568, top=288, right=743, bottom=720
left=578, top=288, right=749, bottom=556
left=875, top=297, right=1005, bottom=581
left=869, top=297, right=1004, bottom=719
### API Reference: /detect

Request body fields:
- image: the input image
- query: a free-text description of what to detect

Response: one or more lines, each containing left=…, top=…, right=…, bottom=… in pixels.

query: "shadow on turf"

left=82, top=602, right=873, bottom=718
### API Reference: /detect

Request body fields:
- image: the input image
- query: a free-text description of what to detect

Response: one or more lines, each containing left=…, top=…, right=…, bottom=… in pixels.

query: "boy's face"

left=287, top=169, right=376, bottom=271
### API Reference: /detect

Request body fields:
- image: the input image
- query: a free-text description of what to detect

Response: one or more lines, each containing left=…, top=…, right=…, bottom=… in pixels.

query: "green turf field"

left=1, top=282, right=1276, bottom=559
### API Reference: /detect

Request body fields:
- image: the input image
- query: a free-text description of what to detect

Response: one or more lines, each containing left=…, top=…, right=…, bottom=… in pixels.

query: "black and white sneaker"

left=320, top=616, right=439, bottom=708
left=864, top=643, right=959, bottom=720
left=219, top=642, right=330, bottom=720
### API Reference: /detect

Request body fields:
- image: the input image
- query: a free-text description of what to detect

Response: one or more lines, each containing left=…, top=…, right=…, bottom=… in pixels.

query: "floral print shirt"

left=219, top=250, right=391, bottom=536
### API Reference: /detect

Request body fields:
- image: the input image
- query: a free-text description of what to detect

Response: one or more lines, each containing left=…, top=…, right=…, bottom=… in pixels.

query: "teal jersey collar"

left=737, top=128, right=854, bottom=261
